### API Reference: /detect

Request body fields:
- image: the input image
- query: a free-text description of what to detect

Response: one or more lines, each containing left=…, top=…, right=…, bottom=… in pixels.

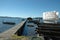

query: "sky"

left=0, top=0, right=60, bottom=18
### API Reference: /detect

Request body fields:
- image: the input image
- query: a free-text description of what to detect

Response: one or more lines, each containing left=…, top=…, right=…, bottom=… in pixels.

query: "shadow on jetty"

left=15, top=21, right=26, bottom=36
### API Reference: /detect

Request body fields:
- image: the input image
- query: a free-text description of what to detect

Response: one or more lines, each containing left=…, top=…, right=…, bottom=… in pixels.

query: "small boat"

left=3, top=22, right=15, bottom=25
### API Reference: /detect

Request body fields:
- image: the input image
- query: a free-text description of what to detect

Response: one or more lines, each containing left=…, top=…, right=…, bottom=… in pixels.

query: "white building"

left=43, top=11, right=59, bottom=23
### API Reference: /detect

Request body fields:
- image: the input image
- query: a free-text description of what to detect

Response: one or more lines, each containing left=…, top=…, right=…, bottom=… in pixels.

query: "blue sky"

left=0, top=0, right=60, bottom=18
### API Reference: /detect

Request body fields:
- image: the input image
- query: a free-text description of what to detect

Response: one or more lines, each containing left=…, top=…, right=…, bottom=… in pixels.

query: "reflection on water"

left=0, top=17, right=60, bottom=35
left=22, top=21, right=38, bottom=36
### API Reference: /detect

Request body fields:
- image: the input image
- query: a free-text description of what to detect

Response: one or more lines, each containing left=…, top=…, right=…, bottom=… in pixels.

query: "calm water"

left=0, top=17, right=60, bottom=35
left=22, top=21, right=38, bottom=36
left=0, top=17, right=23, bottom=33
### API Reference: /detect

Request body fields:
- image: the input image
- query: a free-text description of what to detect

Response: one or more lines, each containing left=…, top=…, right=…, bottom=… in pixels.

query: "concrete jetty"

left=0, top=20, right=26, bottom=38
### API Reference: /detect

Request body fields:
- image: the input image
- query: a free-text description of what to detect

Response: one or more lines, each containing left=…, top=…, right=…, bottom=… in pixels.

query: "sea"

left=0, top=17, right=60, bottom=36
left=0, top=17, right=23, bottom=33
